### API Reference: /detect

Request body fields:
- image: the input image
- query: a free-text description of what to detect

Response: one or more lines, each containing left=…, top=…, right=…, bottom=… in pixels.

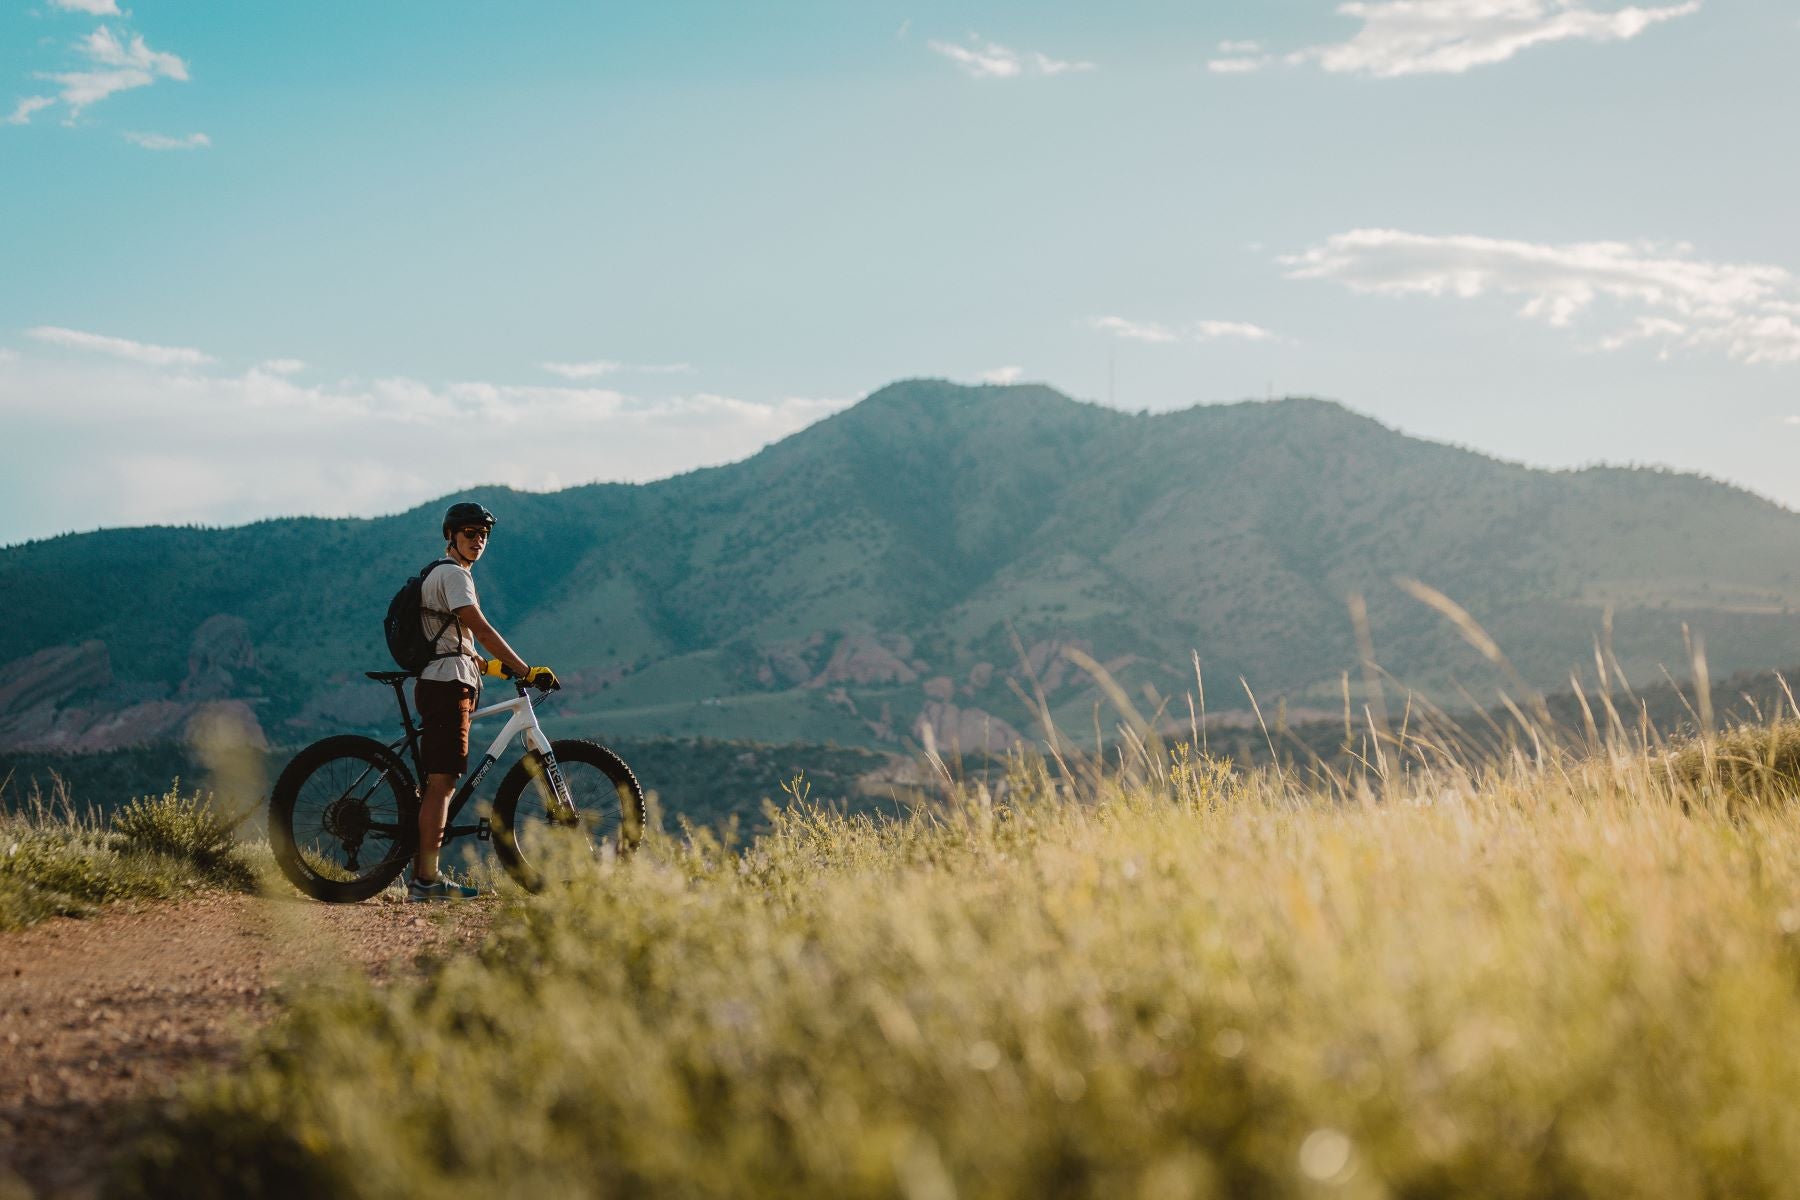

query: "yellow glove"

left=482, top=658, right=511, bottom=679
left=526, top=665, right=561, bottom=692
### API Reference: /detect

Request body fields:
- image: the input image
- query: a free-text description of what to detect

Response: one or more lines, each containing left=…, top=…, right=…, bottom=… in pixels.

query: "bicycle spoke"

left=286, top=751, right=410, bottom=882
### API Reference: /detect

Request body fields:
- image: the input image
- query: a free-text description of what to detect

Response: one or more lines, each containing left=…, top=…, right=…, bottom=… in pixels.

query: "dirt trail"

left=0, top=891, right=493, bottom=1199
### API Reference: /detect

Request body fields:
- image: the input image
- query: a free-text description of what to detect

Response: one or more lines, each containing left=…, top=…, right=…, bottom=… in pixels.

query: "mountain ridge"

left=7, top=379, right=1800, bottom=756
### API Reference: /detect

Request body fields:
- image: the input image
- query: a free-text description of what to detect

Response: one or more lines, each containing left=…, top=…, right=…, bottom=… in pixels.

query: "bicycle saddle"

left=365, top=670, right=414, bottom=684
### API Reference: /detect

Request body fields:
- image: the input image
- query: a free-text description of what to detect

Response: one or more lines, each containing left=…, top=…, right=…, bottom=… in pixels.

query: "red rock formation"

left=807, top=633, right=919, bottom=689
left=912, top=701, right=1027, bottom=755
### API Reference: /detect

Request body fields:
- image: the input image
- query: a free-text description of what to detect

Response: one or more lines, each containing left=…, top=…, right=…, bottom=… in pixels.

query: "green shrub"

left=110, top=782, right=253, bottom=887
left=0, top=780, right=257, bottom=930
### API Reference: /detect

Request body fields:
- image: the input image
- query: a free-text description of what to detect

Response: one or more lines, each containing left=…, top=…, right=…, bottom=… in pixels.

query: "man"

left=411, top=500, right=558, bottom=901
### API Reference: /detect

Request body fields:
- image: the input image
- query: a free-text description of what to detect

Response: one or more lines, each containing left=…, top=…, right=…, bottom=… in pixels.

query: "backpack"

left=383, top=558, right=462, bottom=674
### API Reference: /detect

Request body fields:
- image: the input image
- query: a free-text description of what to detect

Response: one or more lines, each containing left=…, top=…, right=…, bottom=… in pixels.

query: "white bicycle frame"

left=443, top=686, right=574, bottom=825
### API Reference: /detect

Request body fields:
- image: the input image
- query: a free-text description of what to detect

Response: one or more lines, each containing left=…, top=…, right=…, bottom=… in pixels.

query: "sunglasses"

left=457, top=527, right=490, bottom=541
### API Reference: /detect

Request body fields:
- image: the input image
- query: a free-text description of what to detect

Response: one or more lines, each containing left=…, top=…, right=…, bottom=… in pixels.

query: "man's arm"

left=454, top=604, right=529, bottom=677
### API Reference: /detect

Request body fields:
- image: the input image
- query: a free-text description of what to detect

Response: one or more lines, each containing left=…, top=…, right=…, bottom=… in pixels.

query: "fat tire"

left=492, top=738, right=645, bottom=892
left=269, top=734, right=418, bottom=903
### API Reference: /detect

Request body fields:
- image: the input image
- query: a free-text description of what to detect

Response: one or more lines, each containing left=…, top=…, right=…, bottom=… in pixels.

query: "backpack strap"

left=419, top=558, right=469, bottom=667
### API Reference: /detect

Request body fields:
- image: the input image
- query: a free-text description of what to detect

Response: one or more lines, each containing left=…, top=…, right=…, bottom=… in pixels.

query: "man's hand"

left=482, top=657, right=511, bottom=679
left=526, top=666, right=560, bottom=692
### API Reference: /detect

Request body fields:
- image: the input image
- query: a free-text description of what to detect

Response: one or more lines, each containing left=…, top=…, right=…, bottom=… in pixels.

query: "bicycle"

left=268, top=669, right=646, bottom=902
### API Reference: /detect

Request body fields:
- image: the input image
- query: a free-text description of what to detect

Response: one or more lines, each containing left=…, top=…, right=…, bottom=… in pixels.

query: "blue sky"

left=3, top=0, right=1797, bottom=545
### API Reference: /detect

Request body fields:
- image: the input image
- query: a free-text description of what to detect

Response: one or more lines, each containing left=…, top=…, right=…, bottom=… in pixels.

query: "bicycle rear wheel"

left=492, top=738, right=645, bottom=892
left=269, top=734, right=417, bottom=903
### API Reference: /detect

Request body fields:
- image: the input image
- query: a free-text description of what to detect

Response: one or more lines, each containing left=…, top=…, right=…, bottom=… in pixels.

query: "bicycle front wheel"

left=492, top=739, right=645, bottom=891
left=269, top=734, right=417, bottom=903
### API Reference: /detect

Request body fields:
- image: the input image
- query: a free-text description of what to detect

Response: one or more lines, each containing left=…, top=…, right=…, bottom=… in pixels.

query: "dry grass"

left=1664, top=722, right=1800, bottom=805
left=110, top=717, right=1800, bottom=1199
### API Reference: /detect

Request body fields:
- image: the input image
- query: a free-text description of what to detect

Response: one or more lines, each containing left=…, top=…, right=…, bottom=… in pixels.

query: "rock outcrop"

left=808, top=633, right=920, bottom=689
left=0, top=641, right=112, bottom=720
left=180, top=615, right=259, bottom=700
left=0, top=622, right=269, bottom=754
left=912, top=701, right=1027, bottom=756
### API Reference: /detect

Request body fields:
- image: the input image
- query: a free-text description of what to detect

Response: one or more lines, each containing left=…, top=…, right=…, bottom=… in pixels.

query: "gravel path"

left=0, top=890, right=495, bottom=1198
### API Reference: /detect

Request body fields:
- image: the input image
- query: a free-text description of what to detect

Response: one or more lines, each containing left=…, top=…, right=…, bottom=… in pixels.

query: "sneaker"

left=406, top=875, right=480, bottom=902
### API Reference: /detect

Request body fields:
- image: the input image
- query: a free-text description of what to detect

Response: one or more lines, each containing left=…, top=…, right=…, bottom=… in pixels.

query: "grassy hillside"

left=8, top=380, right=1800, bottom=756
left=116, top=717, right=1800, bottom=1198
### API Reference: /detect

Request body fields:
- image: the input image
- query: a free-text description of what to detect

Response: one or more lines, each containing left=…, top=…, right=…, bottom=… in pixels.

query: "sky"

left=3, top=0, right=1797, bottom=546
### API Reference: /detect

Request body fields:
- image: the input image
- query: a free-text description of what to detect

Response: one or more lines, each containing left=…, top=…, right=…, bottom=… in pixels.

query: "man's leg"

left=416, top=772, right=456, bottom=882
left=412, top=680, right=474, bottom=884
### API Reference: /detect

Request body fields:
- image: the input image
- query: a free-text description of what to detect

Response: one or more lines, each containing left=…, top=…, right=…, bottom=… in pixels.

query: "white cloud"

left=1283, top=229, right=1800, bottom=364
left=258, top=358, right=306, bottom=375
left=1090, top=316, right=1179, bottom=343
left=1194, top=320, right=1276, bottom=341
left=1029, top=51, right=1094, bottom=76
left=541, top=360, right=621, bottom=379
left=1210, top=0, right=1699, bottom=77
left=1593, top=315, right=1686, bottom=354
left=26, top=325, right=215, bottom=367
left=979, top=366, right=1024, bottom=384
left=0, top=358, right=859, bottom=542
left=49, top=0, right=122, bottom=13
left=1090, top=316, right=1279, bottom=344
left=1207, top=57, right=1270, bottom=73
left=929, top=36, right=1095, bottom=79
left=1217, top=39, right=1263, bottom=53
left=50, top=68, right=155, bottom=113
left=38, top=25, right=190, bottom=119
left=0, top=349, right=17, bottom=365
left=123, top=130, right=210, bottom=150
left=4, top=96, right=55, bottom=125
left=78, top=26, right=187, bottom=76
left=930, top=38, right=1022, bottom=78
left=541, top=359, right=694, bottom=379
left=671, top=392, right=849, bottom=428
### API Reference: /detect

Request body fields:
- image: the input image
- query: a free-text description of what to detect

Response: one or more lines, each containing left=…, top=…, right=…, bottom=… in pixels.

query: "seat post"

left=365, top=671, right=425, bottom=775
left=392, top=677, right=419, bottom=736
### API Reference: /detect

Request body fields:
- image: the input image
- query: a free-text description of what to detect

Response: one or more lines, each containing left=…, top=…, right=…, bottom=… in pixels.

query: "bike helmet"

left=442, top=501, right=497, bottom=539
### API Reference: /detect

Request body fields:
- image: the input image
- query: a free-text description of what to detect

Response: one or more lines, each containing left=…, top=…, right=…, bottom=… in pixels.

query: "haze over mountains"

left=7, top=379, right=1800, bottom=757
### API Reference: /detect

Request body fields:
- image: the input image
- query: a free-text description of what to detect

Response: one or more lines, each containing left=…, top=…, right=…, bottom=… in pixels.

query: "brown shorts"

left=415, top=679, right=477, bottom=777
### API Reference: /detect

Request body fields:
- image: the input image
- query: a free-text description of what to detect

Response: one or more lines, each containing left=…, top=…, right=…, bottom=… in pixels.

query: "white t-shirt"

left=419, top=561, right=481, bottom=688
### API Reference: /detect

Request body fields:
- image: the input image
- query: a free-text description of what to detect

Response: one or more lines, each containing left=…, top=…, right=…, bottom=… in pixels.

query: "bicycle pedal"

left=477, top=817, right=492, bottom=843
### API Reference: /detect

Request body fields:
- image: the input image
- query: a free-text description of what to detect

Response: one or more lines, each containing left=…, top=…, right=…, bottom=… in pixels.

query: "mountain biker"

left=411, top=500, right=558, bottom=901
